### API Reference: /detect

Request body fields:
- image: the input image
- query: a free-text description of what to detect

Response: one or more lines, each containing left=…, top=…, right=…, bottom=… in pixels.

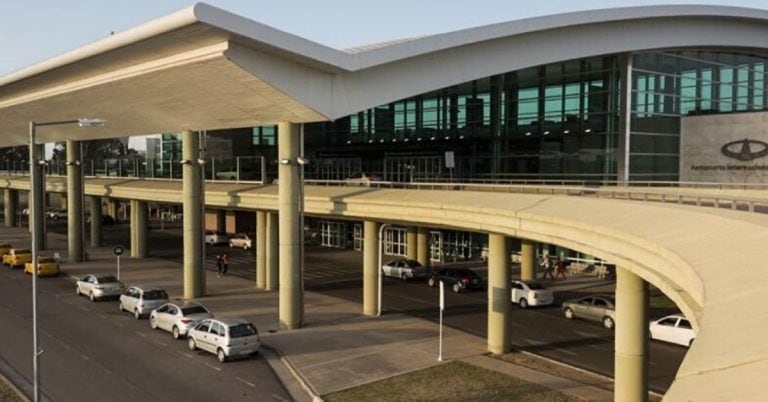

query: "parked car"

left=649, top=314, right=695, bottom=347
left=562, top=295, right=616, bottom=329
left=187, top=318, right=260, bottom=363
left=119, top=286, right=169, bottom=319
left=205, top=231, right=229, bottom=246
left=75, top=274, right=125, bottom=301
left=344, top=172, right=381, bottom=186
left=427, top=268, right=484, bottom=292
left=229, top=233, right=253, bottom=250
left=149, top=301, right=213, bottom=339
left=510, top=280, right=554, bottom=308
left=24, top=257, right=60, bottom=277
left=0, top=243, right=12, bottom=258
left=47, top=209, right=67, bottom=220
left=86, top=215, right=116, bottom=225
left=382, top=258, right=426, bottom=280
left=21, top=208, right=29, bottom=216
left=4, top=248, right=31, bottom=268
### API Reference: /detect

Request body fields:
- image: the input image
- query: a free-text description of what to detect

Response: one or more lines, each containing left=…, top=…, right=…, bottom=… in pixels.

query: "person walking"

left=541, top=255, right=555, bottom=280
left=555, top=259, right=567, bottom=280
left=216, top=253, right=223, bottom=278
left=222, top=252, right=230, bottom=276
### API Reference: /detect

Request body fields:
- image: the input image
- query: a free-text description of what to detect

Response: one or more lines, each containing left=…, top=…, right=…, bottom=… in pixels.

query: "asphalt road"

left=0, top=228, right=290, bottom=402
left=54, top=220, right=687, bottom=393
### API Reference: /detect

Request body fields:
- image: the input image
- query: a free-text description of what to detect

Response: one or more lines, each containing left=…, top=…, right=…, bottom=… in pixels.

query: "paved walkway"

left=11, top=228, right=616, bottom=401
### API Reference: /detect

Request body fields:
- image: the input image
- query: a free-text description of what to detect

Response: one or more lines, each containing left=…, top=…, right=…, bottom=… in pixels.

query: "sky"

left=2, top=0, right=768, bottom=78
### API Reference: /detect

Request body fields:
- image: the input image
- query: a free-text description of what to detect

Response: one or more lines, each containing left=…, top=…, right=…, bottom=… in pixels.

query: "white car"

left=511, top=280, right=554, bottom=308
left=75, top=274, right=125, bottom=301
left=382, top=258, right=427, bottom=280
left=149, top=301, right=213, bottom=339
left=119, top=286, right=169, bottom=319
left=47, top=209, right=67, bottom=220
left=649, top=314, right=695, bottom=347
left=229, top=233, right=253, bottom=249
left=205, top=231, right=229, bottom=246
left=188, top=318, right=260, bottom=363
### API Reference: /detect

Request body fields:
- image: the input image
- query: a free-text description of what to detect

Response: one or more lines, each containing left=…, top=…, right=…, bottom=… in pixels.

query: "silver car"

left=382, top=258, right=427, bottom=281
left=562, top=295, right=616, bottom=329
left=188, top=318, right=260, bottom=363
left=119, top=286, right=169, bottom=319
left=75, top=274, right=125, bottom=302
left=149, top=302, right=212, bottom=339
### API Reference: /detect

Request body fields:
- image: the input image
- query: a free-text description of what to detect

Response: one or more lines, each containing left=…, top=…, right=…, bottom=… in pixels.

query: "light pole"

left=377, top=223, right=390, bottom=316
left=29, top=118, right=105, bottom=402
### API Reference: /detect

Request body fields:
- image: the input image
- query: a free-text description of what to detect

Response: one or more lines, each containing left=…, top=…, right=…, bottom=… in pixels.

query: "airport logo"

left=721, top=139, right=768, bottom=162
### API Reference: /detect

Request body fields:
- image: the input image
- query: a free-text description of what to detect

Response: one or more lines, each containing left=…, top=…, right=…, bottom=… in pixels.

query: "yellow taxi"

left=24, top=257, right=60, bottom=277
left=0, top=243, right=12, bottom=258
left=5, top=249, right=32, bottom=268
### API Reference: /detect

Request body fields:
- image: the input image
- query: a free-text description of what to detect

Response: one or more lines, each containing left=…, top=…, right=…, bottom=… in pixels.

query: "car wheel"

left=452, top=283, right=461, bottom=293
left=134, top=309, right=141, bottom=320
left=519, top=298, right=528, bottom=309
left=564, top=307, right=574, bottom=320
left=118, top=302, right=124, bottom=312
left=172, top=326, right=181, bottom=339
left=188, top=338, right=196, bottom=351
left=602, top=316, right=615, bottom=330
left=89, top=292, right=96, bottom=302
left=150, top=317, right=158, bottom=330
left=428, top=277, right=436, bottom=287
left=244, top=244, right=250, bottom=250
left=75, top=286, right=81, bottom=296
left=217, top=348, right=227, bottom=363
left=229, top=241, right=234, bottom=248
left=401, top=273, right=408, bottom=281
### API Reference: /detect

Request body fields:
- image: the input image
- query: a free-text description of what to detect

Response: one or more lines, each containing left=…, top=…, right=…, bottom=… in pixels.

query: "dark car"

left=86, top=215, right=116, bottom=225
left=427, top=268, right=484, bottom=293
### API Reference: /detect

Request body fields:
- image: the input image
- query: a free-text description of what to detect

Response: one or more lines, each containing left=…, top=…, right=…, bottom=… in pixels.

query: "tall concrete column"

left=615, top=267, right=649, bottom=402
left=89, top=196, right=102, bottom=248
left=406, top=226, right=417, bottom=261
left=255, top=210, right=267, bottom=288
left=417, top=227, right=430, bottom=268
left=520, top=239, right=536, bottom=281
left=60, top=194, right=68, bottom=210
left=278, top=122, right=303, bottom=329
left=4, top=189, right=18, bottom=227
left=66, top=140, right=84, bottom=262
left=183, top=130, right=204, bottom=299
left=487, top=233, right=511, bottom=354
left=130, top=200, right=147, bottom=258
left=363, top=220, right=381, bottom=316
left=107, top=198, right=118, bottom=221
left=216, top=210, right=226, bottom=234
left=266, top=212, right=279, bottom=291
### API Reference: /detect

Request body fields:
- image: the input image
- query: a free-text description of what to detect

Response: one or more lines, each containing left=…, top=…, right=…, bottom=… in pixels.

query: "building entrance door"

left=429, top=231, right=443, bottom=263
left=353, top=223, right=363, bottom=251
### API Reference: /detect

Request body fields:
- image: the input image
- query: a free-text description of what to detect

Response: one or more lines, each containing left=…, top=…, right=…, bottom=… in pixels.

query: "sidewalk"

left=17, top=229, right=615, bottom=402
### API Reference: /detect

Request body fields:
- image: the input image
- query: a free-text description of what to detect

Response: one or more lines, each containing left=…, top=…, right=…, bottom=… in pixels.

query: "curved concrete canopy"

left=2, top=4, right=768, bottom=144
left=2, top=175, right=768, bottom=399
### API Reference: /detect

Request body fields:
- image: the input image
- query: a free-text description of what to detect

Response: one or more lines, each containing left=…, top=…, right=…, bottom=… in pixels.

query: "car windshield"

left=181, top=306, right=208, bottom=315
left=16, top=249, right=30, bottom=254
left=527, top=282, right=546, bottom=290
left=39, top=258, right=55, bottom=263
left=143, top=290, right=168, bottom=300
left=229, top=323, right=258, bottom=338
left=98, top=275, right=119, bottom=283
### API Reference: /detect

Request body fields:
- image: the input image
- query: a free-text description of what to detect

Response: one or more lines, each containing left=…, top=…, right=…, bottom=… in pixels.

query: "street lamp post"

left=29, top=118, right=104, bottom=402
left=377, top=223, right=390, bottom=316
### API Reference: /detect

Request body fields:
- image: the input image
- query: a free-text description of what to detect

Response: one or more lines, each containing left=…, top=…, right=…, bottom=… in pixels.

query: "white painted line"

left=204, top=362, right=222, bottom=372
left=81, top=355, right=90, bottom=361
left=235, top=377, right=256, bottom=387
left=155, top=341, right=168, bottom=347
left=134, top=331, right=147, bottom=338
left=272, top=394, right=289, bottom=401
left=558, top=349, right=578, bottom=356
left=176, top=351, right=194, bottom=359
left=98, top=314, right=108, bottom=319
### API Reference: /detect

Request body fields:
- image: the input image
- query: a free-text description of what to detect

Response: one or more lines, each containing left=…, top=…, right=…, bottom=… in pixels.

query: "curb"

left=513, top=349, right=665, bottom=399
left=261, top=344, right=323, bottom=402
left=0, top=356, right=31, bottom=402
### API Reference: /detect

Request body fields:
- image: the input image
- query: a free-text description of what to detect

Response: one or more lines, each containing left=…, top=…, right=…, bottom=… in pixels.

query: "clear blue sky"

left=1, top=0, right=767, bottom=77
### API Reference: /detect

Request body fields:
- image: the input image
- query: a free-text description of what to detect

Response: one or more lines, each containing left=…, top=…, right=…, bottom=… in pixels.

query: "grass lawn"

left=323, top=360, right=583, bottom=402
left=0, top=376, right=23, bottom=402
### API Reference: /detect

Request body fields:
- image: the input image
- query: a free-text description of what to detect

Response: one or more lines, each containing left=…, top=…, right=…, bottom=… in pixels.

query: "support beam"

left=615, top=267, right=649, bottom=402
left=363, top=220, right=380, bottom=316
left=256, top=210, right=267, bottom=288
left=90, top=196, right=102, bottom=248
left=406, top=226, right=417, bottom=261
left=67, top=140, right=84, bottom=262
left=130, top=200, right=147, bottom=258
left=4, top=189, right=17, bottom=227
left=183, top=130, right=204, bottom=299
left=266, top=212, right=279, bottom=291
left=278, top=122, right=303, bottom=329
left=216, top=210, right=226, bottom=234
left=520, top=239, right=536, bottom=281
left=487, top=233, right=511, bottom=354
left=417, top=227, right=430, bottom=269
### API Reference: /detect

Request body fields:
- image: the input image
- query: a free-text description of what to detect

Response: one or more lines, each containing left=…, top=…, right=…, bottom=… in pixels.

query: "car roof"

left=131, top=286, right=164, bottom=292
left=662, top=314, right=686, bottom=320
left=174, top=301, right=207, bottom=309
left=212, top=317, right=252, bottom=326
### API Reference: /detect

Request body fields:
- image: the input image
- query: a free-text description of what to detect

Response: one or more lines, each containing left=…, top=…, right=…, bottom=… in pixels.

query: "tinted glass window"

left=98, top=275, right=119, bottom=283
left=17, top=249, right=30, bottom=254
left=527, top=282, right=545, bottom=290
left=230, top=323, right=258, bottom=338
left=659, top=318, right=678, bottom=326
left=181, top=306, right=208, bottom=315
left=143, top=290, right=168, bottom=300
left=39, top=257, right=56, bottom=263
left=679, top=319, right=692, bottom=329
left=196, top=322, right=210, bottom=332
left=579, top=298, right=593, bottom=305
left=594, top=299, right=608, bottom=307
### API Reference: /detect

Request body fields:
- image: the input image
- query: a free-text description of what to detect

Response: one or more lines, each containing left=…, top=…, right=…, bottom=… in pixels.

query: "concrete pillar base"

left=487, top=233, right=511, bottom=354
left=520, top=240, right=536, bottom=281
left=363, top=220, right=381, bottom=316
left=615, top=267, right=649, bottom=402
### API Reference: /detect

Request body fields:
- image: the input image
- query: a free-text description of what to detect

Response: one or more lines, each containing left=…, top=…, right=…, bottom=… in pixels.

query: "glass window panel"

left=630, top=134, right=680, bottom=154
